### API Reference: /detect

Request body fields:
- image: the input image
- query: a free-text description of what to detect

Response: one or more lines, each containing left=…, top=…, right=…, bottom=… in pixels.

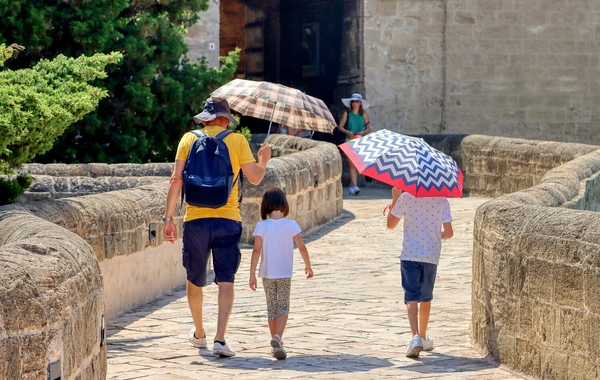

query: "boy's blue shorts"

left=182, top=218, right=242, bottom=287
left=400, top=260, right=438, bottom=303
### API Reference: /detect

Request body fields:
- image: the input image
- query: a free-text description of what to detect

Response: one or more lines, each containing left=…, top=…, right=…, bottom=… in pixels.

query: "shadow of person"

left=397, top=351, right=502, bottom=374
left=193, top=353, right=395, bottom=373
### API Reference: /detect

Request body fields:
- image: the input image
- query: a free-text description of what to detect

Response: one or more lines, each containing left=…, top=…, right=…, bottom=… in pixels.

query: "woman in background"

left=338, top=93, right=371, bottom=195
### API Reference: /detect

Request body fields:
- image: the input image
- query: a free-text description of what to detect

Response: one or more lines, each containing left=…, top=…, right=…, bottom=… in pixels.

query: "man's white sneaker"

left=348, top=186, right=356, bottom=195
left=188, top=328, right=207, bottom=349
left=406, top=335, right=423, bottom=357
left=422, top=335, right=434, bottom=351
left=212, top=341, right=236, bottom=357
left=353, top=186, right=360, bottom=195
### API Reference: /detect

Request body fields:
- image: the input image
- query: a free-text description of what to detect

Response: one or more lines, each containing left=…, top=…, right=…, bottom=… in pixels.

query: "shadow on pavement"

left=397, top=351, right=501, bottom=374
left=301, top=209, right=356, bottom=244
left=192, top=353, right=395, bottom=372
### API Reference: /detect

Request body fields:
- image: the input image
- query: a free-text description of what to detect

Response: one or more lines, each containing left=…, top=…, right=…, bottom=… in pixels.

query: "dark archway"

left=221, top=0, right=363, bottom=137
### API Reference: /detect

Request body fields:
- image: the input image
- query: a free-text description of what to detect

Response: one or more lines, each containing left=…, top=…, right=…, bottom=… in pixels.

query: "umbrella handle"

left=265, top=119, right=273, bottom=144
left=264, top=103, right=277, bottom=144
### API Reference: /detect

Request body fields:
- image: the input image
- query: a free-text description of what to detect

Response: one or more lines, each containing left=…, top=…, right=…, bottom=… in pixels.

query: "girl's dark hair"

left=260, top=188, right=289, bottom=220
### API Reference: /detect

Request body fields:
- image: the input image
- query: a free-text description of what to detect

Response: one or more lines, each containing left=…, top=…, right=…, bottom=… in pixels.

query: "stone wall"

left=17, top=163, right=172, bottom=202
left=185, top=0, right=220, bottom=67
left=363, top=0, right=600, bottom=145
left=423, top=134, right=600, bottom=197
left=465, top=138, right=600, bottom=378
left=0, top=210, right=106, bottom=379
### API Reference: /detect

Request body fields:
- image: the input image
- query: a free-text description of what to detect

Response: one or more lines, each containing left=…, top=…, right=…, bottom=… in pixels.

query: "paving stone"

left=107, top=188, right=526, bottom=379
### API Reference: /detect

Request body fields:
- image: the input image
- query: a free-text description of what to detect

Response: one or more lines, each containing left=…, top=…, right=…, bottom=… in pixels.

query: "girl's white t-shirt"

left=253, top=218, right=302, bottom=279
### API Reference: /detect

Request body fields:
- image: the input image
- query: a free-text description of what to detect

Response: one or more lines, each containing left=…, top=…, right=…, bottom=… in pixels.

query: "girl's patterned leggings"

left=262, top=277, right=291, bottom=320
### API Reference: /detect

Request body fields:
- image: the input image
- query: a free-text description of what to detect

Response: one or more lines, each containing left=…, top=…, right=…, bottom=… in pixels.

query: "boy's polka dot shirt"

left=390, top=192, right=452, bottom=265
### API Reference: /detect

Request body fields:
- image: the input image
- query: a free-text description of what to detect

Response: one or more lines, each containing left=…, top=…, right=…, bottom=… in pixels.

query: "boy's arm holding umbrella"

left=386, top=187, right=403, bottom=229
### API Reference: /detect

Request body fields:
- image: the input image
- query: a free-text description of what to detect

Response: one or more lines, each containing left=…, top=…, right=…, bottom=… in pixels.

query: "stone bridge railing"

left=0, top=134, right=341, bottom=380
left=424, top=134, right=600, bottom=380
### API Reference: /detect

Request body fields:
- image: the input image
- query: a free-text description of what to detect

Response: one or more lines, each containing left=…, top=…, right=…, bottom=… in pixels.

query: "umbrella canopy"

left=339, top=129, right=463, bottom=198
left=211, top=79, right=337, bottom=134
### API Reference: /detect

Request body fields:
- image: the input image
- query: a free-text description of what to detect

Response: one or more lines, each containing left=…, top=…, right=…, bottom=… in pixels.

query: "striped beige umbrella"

left=211, top=79, right=337, bottom=135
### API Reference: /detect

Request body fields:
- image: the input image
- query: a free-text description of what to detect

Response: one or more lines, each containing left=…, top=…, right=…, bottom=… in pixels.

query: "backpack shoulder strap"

left=214, top=129, right=244, bottom=204
left=180, top=129, right=206, bottom=209
left=215, top=129, right=235, bottom=140
left=191, top=129, right=205, bottom=138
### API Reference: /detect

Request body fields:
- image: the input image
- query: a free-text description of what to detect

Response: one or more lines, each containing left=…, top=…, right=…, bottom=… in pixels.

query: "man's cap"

left=193, top=98, right=239, bottom=125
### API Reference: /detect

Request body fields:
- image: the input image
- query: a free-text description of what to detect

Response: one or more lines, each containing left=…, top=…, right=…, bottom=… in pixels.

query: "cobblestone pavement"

left=107, top=188, right=527, bottom=379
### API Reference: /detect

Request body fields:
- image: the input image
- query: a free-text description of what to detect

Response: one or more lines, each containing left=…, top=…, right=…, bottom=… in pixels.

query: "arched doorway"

left=219, top=0, right=364, bottom=137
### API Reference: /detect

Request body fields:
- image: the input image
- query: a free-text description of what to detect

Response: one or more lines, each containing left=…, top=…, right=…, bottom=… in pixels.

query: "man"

left=387, top=187, right=453, bottom=357
left=163, top=98, right=271, bottom=357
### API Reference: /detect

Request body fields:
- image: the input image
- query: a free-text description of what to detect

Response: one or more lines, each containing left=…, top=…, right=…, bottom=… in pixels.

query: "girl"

left=249, top=188, right=314, bottom=360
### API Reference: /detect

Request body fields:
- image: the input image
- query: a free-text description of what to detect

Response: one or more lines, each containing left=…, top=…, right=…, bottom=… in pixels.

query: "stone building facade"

left=186, top=0, right=600, bottom=145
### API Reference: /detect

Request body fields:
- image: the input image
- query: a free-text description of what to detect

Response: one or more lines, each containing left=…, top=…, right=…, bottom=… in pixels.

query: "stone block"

left=513, top=1, right=542, bottom=12
left=516, top=338, right=541, bottom=377
left=369, top=0, right=398, bottom=17
left=0, top=337, right=21, bottom=379
left=559, top=308, right=587, bottom=353
left=20, top=334, right=49, bottom=376
left=476, top=0, right=504, bottom=11
left=541, top=347, right=569, bottom=380
left=587, top=314, right=600, bottom=363
left=567, top=354, right=597, bottom=380
left=497, top=11, right=522, bottom=24
left=518, top=299, right=534, bottom=339
left=533, top=303, right=560, bottom=347
left=554, top=264, right=583, bottom=308
left=497, top=333, right=517, bottom=368
left=584, top=268, right=600, bottom=314
left=507, top=254, right=525, bottom=295
left=526, top=258, right=554, bottom=303
left=454, top=11, right=476, bottom=24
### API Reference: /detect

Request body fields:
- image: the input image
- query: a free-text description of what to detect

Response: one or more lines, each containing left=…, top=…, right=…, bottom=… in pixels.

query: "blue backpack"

left=182, top=129, right=241, bottom=208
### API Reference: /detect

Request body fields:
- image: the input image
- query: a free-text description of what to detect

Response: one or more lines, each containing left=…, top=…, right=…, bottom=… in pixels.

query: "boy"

left=386, top=187, right=453, bottom=357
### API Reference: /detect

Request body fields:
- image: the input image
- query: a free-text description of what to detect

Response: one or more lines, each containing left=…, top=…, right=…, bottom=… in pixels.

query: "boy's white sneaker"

left=188, top=327, right=207, bottom=349
left=422, top=335, right=434, bottom=351
left=406, top=335, right=423, bottom=357
left=212, top=341, right=235, bottom=357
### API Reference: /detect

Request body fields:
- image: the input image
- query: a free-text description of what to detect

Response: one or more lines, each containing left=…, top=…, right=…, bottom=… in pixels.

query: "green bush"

left=0, top=0, right=239, bottom=164
left=0, top=174, right=32, bottom=205
left=0, top=43, right=122, bottom=173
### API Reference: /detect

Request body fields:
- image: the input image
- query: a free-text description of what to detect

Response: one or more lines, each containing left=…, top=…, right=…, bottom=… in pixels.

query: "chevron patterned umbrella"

left=211, top=79, right=337, bottom=137
left=339, top=129, right=463, bottom=198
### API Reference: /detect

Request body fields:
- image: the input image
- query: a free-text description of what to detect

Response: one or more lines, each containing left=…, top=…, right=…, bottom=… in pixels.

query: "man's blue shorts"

left=182, top=218, right=242, bottom=287
left=400, top=260, right=438, bottom=303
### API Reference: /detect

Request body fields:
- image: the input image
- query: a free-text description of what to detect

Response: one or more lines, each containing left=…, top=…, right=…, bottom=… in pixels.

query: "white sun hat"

left=341, top=93, right=370, bottom=110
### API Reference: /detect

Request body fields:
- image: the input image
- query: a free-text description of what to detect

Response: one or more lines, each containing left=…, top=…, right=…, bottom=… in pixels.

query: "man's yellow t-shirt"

left=175, top=126, right=256, bottom=222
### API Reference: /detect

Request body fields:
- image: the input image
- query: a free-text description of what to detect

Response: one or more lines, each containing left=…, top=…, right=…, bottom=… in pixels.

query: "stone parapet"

left=422, top=134, right=599, bottom=197
left=0, top=208, right=105, bottom=379
left=467, top=137, right=600, bottom=379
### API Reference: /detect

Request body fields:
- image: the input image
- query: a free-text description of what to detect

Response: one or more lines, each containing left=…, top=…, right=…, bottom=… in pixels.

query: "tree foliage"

left=0, top=43, right=122, bottom=172
left=0, top=0, right=240, bottom=164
